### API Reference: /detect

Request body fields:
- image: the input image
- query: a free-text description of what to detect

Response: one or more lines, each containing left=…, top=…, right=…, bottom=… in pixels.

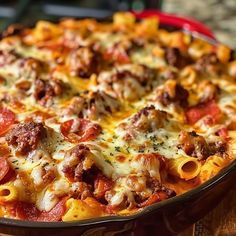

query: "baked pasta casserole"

left=0, top=12, right=235, bottom=222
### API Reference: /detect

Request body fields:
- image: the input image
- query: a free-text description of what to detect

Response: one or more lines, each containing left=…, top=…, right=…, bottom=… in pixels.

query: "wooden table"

left=179, top=184, right=236, bottom=236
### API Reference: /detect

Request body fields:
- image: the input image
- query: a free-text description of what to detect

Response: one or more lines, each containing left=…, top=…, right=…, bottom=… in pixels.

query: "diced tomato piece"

left=0, top=157, right=10, bottom=182
left=60, top=118, right=101, bottom=143
left=103, top=50, right=113, bottom=61
left=94, top=174, right=113, bottom=199
left=138, top=191, right=168, bottom=208
left=103, top=48, right=130, bottom=64
left=216, top=127, right=231, bottom=141
left=114, top=51, right=130, bottom=64
left=185, top=100, right=221, bottom=125
left=60, top=119, right=73, bottom=137
left=16, top=197, right=67, bottom=222
left=0, top=107, right=16, bottom=135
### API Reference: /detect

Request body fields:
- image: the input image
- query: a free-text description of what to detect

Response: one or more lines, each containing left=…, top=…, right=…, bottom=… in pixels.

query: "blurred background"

left=0, top=0, right=235, bottom=48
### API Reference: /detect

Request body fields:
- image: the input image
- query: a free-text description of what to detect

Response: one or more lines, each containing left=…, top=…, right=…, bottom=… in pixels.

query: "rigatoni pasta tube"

left=62, top=197, right=105, bottom=221
left=199, top=155, right=231, bottom=182
left=0, top=185, right=18, bottom=203
left=169, top=156, right=201, bottom=180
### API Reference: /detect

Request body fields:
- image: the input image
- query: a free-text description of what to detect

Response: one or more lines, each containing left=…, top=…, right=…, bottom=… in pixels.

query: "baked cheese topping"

left=0, top=13, right=235, bottom=222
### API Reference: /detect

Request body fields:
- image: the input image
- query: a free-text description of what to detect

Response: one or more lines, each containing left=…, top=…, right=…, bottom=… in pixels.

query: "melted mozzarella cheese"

left=0, top=18, right=235, bottom=221
left=37, top=189, right=58, bottom=211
